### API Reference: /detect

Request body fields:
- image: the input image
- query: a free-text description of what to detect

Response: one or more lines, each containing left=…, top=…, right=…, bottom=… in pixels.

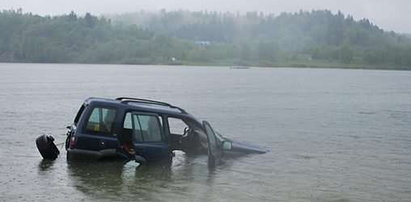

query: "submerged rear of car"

left=39, top=97, right=267, bottom=166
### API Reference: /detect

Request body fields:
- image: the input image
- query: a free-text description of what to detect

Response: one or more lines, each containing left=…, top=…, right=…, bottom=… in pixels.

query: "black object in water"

left=36, top=135, right=60, bottom=160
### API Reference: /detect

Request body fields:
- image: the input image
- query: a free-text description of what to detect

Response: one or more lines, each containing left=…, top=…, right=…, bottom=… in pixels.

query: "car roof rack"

left=115, top=97, right=187, bottom=114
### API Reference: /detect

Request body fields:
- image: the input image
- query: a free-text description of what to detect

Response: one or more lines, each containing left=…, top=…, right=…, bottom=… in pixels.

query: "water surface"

left=0, top=63, right=410, bottom=201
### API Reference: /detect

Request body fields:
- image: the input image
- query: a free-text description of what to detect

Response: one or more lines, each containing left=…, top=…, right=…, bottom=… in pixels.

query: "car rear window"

left=85, top=107, right=117, bottom=135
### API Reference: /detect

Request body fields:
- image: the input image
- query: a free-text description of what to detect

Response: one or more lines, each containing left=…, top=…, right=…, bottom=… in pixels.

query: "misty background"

left=2, top=0, right=411, bottom=33
left=1, top=0, right=411, bottom=69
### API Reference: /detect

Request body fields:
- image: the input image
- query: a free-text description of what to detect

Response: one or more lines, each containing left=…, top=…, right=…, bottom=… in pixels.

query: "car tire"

left=36, top=135, right=60, bottom=160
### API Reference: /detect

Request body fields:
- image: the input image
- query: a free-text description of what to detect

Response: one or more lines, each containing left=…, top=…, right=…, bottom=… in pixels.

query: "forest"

left=1, top=9, right=411, bottom=69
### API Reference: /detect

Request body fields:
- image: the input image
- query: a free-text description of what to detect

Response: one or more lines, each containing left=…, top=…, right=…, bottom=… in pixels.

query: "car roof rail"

left=115, top=97, right=187, bottom=114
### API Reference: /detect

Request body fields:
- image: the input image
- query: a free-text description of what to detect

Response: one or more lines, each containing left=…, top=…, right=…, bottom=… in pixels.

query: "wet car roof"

left=84, top=97, right=194, bottom=119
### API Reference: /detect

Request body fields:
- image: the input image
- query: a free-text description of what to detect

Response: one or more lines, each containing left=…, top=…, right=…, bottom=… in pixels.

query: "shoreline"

left=0, top=61, right=409, bottom=71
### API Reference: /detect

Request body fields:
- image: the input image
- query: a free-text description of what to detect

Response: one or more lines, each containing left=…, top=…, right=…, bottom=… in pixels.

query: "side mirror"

left=222, top=141, right=232, bottom=151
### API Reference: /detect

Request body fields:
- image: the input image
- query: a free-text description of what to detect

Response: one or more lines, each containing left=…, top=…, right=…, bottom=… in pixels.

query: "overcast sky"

left=2, top=0, right=411, bottom=33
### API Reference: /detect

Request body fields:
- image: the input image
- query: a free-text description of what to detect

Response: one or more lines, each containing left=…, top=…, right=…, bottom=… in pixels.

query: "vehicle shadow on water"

left=38, top=159, right=56, bottom=172
left=35, top=150, right=257, bottom=201
left=64, top=152, right=223, bottom=201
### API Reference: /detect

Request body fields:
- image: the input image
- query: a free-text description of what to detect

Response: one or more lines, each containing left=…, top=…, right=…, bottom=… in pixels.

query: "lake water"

left=0, top=63, right=410, bottom=201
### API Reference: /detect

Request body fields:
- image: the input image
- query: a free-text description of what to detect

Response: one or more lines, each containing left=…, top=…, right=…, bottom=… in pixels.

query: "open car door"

left=202, top=121, right=223, bottom=167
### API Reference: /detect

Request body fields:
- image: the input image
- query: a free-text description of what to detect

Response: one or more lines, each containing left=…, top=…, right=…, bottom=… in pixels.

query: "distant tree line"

left=0, top=9, right=191, bottom=64
left=1, top=9, right=411, bottom=69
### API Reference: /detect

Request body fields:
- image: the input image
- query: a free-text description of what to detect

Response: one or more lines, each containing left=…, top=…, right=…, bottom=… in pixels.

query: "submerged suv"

left=64, top=97, right=267, bottom=165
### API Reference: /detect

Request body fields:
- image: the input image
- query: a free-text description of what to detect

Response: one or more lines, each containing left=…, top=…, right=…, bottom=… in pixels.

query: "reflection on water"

left=65, top=152, right=217, bottom=201
left=1, top=63, right=411, bottom=201
left=38, top=159, right=56, bottom=172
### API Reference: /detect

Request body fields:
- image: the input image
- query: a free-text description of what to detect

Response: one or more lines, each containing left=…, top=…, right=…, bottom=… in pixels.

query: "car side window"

left=85, top=107, right=117, bottom=135
left=168, top=117, right=188, bottom=135
left=123, top=112, right=132, bottom=129
left=131, top=113, right=163, bottom=142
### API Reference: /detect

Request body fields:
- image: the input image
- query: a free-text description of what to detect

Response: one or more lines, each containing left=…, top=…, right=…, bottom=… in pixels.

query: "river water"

left=0, top=63, right=410, bottom=201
